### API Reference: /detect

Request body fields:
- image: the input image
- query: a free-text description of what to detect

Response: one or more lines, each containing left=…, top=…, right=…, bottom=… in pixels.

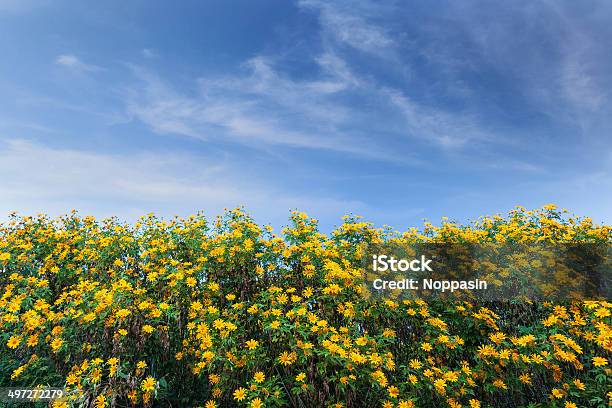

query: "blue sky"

left=1, top=0, right=611, bottom=230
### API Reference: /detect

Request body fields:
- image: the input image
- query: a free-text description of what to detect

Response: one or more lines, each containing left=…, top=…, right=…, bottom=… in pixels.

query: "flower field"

left=0, top=206, right=610, bottom=407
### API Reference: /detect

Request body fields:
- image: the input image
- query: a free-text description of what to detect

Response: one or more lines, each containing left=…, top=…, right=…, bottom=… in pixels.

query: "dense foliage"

left=0, top=206, right=610, bottom=408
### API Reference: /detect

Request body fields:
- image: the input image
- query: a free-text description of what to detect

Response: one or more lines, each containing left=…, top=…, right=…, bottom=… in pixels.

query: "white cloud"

left=444, top=2, right=611, bottom=131
left=294, top=1, right=496, bottom=149
left=557, top=30, right=606, bottom=117
left=0, top=139, right=368, bottom=227
left=384, top=88, right=493, bottom=148
left=55, top=54, right=102, bottom=72
left=141, top=48, right=158, bottom=59
left=125, top=45, right=494, bottom=158
left=299, top=0, right=395, bottom=56
left=124, top=59, right=398, bottom=160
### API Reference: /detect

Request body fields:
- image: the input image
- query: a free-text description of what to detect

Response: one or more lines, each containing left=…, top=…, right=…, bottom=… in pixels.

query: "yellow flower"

left=355, top=336, right=368, bottom=346
left=279, top=351, right=296, bottom=366
left=90, top=368, right=102, bottom=383
left=51, top=337, right=63, bottom=352
left=564, top=402, right=577, bottom=408
left=82, top=312, right=96, bottom=322
left=253, top=371, right=265, bottom=383
left=388, top=385, right=399, bottom=398
left=116, top=308, right=131, bottom=319
left=11, top=365, right=25, bottom=379
left=551, top=388, right=564, bottom=399
left=26, top=335, right=39, bottom=347
left=443, top=371, right=459, bottom=383
left=7, top=335, right=21, bottom=349
left=205, top=401, right=216, bottom=408
left=434, top=378, right=446, bottom=391
left=246, top=339, right=259, bottom=350
left=409, top=359, right=422, bottom=370
left=142, top=325, right=154, bottom=334
left=127, top=390, right=137, bottom=403
left=248, top=304, right=258, bottom=314
left=573, top=379, right=585, bottom=390
left=250, top=398, right=263, bottom=408
left=95, top=395, right=107, bottom=408
left=66, top=373, right=79, bottom=385
left=382, top=328, right=395, bottom=338
left=141, top=376, right=156, bottom=392
left=233, top=387, right=247, bottom=401
left=593, top=356, right=608, bottom=367
left=295, top=372, right=306, bottom=382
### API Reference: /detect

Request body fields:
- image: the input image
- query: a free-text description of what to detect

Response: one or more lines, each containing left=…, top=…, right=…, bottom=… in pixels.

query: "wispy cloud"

left=441, top=1, right=612, bottom=131
left=55, top=54, right=102, bottom=72
left=295, top=0, right=497, bottom=149
left=141, top=48, right=158, bottom=59
left=125, top=47, right=497, bottom=158
left=299, top=0, right=395, bottom=56
left=124, top=57, right=400, bottom=160
left=383, top=88, right=493, bottom=149
left=555, top=13, right=608, bottom=117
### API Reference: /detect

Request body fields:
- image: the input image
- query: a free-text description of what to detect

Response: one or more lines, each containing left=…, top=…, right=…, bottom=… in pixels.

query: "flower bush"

left=0, top=206, right=610, bottom=407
